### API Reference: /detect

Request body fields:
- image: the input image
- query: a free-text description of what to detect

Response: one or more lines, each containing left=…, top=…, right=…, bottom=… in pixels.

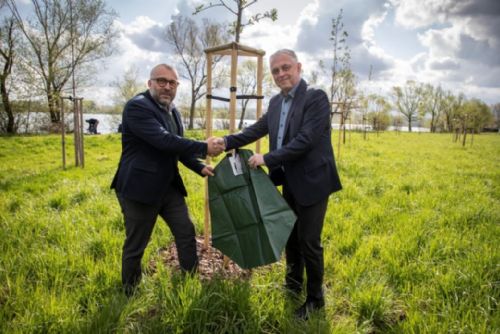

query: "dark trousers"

left=283, top=182, right=329, bottom=301
left=116, top=189, right=198, bottom=293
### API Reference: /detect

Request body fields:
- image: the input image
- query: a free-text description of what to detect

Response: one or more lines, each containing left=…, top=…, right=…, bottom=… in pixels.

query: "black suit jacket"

left=225, top=79, right=342, bottom=206
left=111, top=90, right=207, bottom=205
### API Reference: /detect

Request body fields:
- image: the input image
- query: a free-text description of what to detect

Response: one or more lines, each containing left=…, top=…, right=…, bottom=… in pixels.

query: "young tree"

left=322, top=9, right=357, bottom=144
left=193, top=0, right=277, bottom=43
left=392, top=80, right=424, bottom=132
left=165, top=16, right=230, bottom=129
left=322, top=9, right=352, bottom=108
left=7, top=0, right=118, bottom=124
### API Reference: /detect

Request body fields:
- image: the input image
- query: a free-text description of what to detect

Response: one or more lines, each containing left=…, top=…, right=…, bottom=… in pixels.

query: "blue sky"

left=16, top=0, right=500, bottom=106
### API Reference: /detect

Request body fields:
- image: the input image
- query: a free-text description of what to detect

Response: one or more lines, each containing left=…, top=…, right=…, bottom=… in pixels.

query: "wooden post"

left=73, top=98, right=80, bottom=166
left=60, top=98, right=66, bottom=170
left=256, top=55, right=263, bottom=154
left=202, top=42, right=266, bottom=265
left=204, top=53, right=213, bottom=250
left=78, top=98, right=85, bottom=168
left=229, top=45, right=238, bottom=134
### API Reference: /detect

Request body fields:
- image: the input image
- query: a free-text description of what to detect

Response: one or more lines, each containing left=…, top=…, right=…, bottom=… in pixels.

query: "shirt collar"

left=282, top=81, right=300, bottom=100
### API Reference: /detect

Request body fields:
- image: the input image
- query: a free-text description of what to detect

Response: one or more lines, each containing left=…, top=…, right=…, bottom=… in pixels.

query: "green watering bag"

left=208, top=149, right=296, bottom=269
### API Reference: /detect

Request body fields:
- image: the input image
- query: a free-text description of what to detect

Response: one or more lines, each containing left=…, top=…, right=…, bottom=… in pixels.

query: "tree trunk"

left=47, top=90, right=61, bottom=123
left=189, top=94, right=196, bottom=130
left=238, top=99, right=249, bottom=129
left=408, top=119, right=412, bottom=132
left=0, top=81, right=14, bottom=133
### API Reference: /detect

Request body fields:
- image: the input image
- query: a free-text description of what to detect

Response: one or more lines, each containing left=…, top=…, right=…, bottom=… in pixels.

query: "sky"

left=15, top=0, right=500, bottom=106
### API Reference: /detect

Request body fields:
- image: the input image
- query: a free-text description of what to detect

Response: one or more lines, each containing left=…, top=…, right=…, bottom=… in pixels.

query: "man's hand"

left=201, top=165, right=215, bottom=177
left=214, top=137, right=226, bottom=149
left=248, top=153, right=265, bottom=169
left=206, top=136, right=225, bottom=157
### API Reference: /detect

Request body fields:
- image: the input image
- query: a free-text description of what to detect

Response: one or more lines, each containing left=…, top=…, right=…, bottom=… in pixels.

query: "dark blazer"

left=225, top=79, right=342, bottom=206
left=111, top=90, right=207, bottom=205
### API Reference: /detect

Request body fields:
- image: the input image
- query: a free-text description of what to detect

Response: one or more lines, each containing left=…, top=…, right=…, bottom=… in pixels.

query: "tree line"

left=0, top=1, right=498, bottom=135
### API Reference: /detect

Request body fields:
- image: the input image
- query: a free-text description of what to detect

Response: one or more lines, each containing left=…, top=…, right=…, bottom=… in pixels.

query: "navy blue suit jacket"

left=111, top=90, right=207, bottom=205
left=225, top=79, right=342, bottom=206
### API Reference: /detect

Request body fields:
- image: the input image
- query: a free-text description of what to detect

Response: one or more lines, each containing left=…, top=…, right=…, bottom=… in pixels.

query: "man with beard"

left=111, top=63, right=223, bottom=296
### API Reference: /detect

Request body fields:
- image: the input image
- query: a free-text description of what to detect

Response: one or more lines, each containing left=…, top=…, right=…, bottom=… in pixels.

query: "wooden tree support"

left=203, top=42, right=266, bottom=252
left=60, top=96, right=85, bottom=169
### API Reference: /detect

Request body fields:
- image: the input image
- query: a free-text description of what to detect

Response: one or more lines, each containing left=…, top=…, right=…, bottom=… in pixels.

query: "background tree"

left=367, top=93, right=390, bottom=134
left=0, top=9, right=17, bottom=133
left=7, top=0, right=118, bottom=125
left=193, top=0, right=277, bottom=43
left=321, top=9, right=357, bottom=144
left=235, top=59, right=272, bottom=129
left=321, top=9, right=352, bottom=108
left=392, top=80, right=424, bottom=132
left=165, top=16, right=229, bottom=129
left=439, top=91, right=464, bottom=133
left=455, top=99, right=492, bottom=145
left=111, top=66, right=143, bottom=107
left=420, top=84, right=443, bottom=133
left=491, top=103, right=500, bottom=131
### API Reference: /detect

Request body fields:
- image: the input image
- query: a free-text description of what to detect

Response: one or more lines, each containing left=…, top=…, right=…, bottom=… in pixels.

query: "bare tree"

left=0, top=13, right=16, bottom=133
left=111, top=66, right=143, bottom=106
left=420, top=84, right=443, bottom=133
left=235, top=59, right=271, bottom=129
left=392, top=80, right=424, bottom=132
left=366, top=93, right=390, bottom=134
left=440, top=91, right=464, bottom=133
left=322, top=9, right=351, bottom=108
left=6, top=0, right=117, bottom=124
left=321, top=8, right=357, bottom=145
left=193, top=0, right=277, bottom=43
left=165, top=16, right=229, bottom=129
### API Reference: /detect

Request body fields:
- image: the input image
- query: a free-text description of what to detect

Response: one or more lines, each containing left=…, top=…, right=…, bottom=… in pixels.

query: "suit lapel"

left=268, top=95, right=283, bottom=142
left=171, top=107, right=183, bottom=136
left=283, top=79, right=307, bottom=141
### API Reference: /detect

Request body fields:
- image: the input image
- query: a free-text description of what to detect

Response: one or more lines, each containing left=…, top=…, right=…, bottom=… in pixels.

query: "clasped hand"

left=206, top=137, right=265, bottom=168
left=206, top=137, right=226, bottom=157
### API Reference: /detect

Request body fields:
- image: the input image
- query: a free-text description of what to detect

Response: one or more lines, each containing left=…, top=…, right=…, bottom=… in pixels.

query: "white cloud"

left=84, top=0, right=499, bottom=106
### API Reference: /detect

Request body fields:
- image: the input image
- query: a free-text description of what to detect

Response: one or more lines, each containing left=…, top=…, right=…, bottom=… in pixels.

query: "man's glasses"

left=151, top=78, right=179, bottom=88
left=271, top=64, right=293, bottom=75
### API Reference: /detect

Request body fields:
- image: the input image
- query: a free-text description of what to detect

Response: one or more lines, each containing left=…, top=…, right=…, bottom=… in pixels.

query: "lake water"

left=16, top=112, right=429, bottom=134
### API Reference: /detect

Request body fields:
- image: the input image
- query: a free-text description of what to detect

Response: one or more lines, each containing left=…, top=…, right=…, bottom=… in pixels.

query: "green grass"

left=0, top=131, right=499, bottom=333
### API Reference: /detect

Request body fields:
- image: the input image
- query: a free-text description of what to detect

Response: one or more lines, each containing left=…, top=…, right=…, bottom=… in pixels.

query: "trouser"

left=116, top=189, right=198, bottom=293
left=283, top=182, right=329, bottom=301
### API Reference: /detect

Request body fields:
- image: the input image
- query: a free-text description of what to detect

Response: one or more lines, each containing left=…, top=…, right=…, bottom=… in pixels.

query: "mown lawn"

left=0, top=131, right=498, bottom=333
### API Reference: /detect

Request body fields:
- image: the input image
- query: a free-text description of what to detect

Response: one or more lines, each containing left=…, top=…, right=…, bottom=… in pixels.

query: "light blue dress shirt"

left=276, top=83, right=299, bottom=149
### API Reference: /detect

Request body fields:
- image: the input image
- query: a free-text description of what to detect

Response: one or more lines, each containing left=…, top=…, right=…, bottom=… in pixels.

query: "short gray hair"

left=150, top=63, right=178, bottom=78
left=270, top=49, right=299, bottom=63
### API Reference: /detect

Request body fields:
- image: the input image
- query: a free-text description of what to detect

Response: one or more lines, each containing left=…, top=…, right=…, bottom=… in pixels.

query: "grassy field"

left=0, top=131, right=498, bottom=333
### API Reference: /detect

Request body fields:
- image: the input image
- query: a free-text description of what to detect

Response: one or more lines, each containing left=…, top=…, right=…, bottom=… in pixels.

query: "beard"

left=152, top=88, right=175, bottom=107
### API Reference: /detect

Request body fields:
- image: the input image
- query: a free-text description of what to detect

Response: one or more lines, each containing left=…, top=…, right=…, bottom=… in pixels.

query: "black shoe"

left=294, top=297, right=325, bottom=320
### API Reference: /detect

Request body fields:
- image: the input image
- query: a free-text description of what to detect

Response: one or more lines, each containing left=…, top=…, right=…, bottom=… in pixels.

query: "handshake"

left=206, top=137, right=226, bottom=157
